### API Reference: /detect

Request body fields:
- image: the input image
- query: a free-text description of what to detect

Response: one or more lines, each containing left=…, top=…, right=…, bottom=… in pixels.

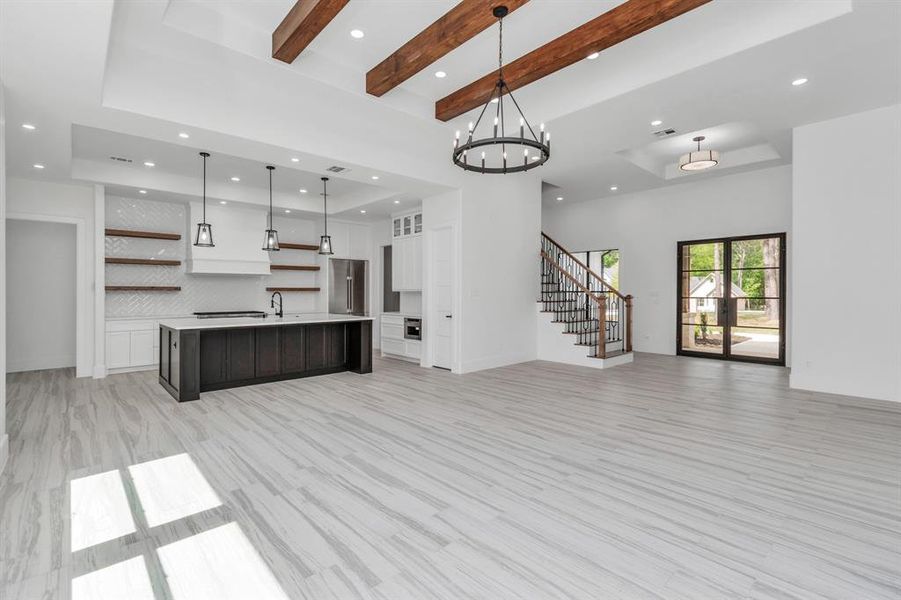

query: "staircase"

left=538, top=233, right=633, bottom=368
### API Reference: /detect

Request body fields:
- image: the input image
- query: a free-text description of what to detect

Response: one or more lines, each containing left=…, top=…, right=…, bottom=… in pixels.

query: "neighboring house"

left=689, top=274, right=748, bottom=313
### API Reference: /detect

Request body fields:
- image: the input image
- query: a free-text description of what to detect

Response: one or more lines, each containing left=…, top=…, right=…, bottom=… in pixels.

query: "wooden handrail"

left=540, top=251, right=605, bottom=305
left=541, top=232, right=626, bottom=299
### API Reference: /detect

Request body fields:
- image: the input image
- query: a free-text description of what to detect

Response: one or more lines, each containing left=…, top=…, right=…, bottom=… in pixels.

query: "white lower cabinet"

left=380, top=315, right=421, bottom=362
left=106, top=320, right=159, bottom=373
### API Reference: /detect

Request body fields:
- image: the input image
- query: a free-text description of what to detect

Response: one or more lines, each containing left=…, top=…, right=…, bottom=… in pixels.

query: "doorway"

left=677, top=233, right=786, bottom=365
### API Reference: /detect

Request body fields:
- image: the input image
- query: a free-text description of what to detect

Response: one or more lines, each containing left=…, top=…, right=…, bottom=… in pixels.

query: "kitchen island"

left=158, top=314, right=372, bottom=402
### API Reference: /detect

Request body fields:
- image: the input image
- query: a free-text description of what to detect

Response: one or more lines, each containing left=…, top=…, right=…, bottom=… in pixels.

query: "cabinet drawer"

left=381, top=338, right=406, bottom=356
left=404, top=340, right=421, bottom=359
left=381, top=323, right=404, bottom=340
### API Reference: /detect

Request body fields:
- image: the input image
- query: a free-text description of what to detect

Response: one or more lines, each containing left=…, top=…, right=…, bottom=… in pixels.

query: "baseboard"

left=93, top=364, right=107, bottom=379
left=460, top=350, right=537, bottom=374
left=790, top=372, right=900, bottom=404
left=106, top=364, right=158, bottom=375
left=0, top=434, right=8, bottom=477
left=6, top=355, right=76, bottom=373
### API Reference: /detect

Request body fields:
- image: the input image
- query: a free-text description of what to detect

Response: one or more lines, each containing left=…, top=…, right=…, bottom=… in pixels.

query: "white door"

left=431, top=226, right=454, bottom=370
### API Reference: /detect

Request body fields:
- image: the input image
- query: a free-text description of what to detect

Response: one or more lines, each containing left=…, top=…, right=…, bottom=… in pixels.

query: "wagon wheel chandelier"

left=452, top=5, right=550, bottom=174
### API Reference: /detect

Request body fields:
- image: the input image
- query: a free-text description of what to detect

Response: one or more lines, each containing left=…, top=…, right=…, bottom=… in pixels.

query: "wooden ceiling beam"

left=435, top=0, right=712, bottom=121
left=366, top=0, right=530, bottom=97
left=273, top=0, right=350, bottom=63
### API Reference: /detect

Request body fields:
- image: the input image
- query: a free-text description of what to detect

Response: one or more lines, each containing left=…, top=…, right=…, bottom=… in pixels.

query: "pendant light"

left=451, top=5, right=549, bottom=174
left=679, top=135, right=720, bottom=171
left=193, top=151, right=214, bottom=247
left=262, top=165, right=280, bottom=251
left=318, top=176, right=333, bottom=255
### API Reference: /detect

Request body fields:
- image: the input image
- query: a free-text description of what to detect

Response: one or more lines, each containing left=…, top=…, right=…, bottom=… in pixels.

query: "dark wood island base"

left=159, top=318, right=372, bottom=402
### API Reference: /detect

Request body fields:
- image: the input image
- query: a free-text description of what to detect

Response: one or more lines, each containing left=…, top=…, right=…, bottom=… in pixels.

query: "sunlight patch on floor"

left=71, top=556, right=155, bottom=600
left=128, top=453, right=222, bottom=527
left=70, top=469, right=136, bottom=552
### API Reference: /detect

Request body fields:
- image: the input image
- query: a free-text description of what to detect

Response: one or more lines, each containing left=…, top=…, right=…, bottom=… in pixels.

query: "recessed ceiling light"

left=435, top=71, right=447, bottom=78
left=651, top=119, right=663, bottom=126
left=143, top=161, right=155, bottom=167
left=290, top=157, right=299, bottom=163
left=587, top=52, right=599, bottom=60
left=21, top=123, right=36, bottom=130
left=230, top=176, right=240, bottom=182
left=138, top=189, right=147, bottom=194
left=393, top=200, right=400, bottom=204
left=299, top=188, right=307, bottom=194
left=556, top=196, right=563, bottom=201
left=371, top=175, right=379, bottom=180
left=350, top=29, right=364, bottom=39
left=360, top=209, right=367, bottom=214
left=285, top=209, right=291, bottom=213
left=792, top=77, right=808, bottom=86
left=610, top=186, right=618, bottom=191
left=33, top=163, right=45, bottom=169
left=220, top=201, right=227, bottom=205
left=178, top=132, right=190, bottom=138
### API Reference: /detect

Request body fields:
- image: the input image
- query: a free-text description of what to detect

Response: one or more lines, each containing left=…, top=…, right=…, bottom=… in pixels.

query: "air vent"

left=653, top=128, right=677, bottom=138
left=326, top=165, right=349, bottom=173
left=109, top=155, right=134, bottom=163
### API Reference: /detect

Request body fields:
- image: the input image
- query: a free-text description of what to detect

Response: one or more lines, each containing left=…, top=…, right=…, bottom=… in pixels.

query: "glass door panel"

left=678, top=234, right=785, bottom=365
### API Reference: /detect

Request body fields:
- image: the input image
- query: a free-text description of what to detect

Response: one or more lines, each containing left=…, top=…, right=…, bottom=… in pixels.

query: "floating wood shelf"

left=105, top=257, right=182, bottom=266
left=105, top=228, right=182, bottom=241
left=106, top=285, right=181, bottom=292
left=269, top=264, right=320, bottom=271
left=266, top=287, right=320, bottom=292
left=279, top=242, right=319, bottom=251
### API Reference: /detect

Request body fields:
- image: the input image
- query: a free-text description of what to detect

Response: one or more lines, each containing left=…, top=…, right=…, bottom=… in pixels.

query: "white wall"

left=459, top=176, right=543, bottom=372
left=791, top=104, right=901, bottom=402
left=6, top=220, right=77, bottom=372
left=543, top=165, right=793, bottom=357
left=6, top=177, right=95, bottom=378
left=0, top=81, right=8, bottom=473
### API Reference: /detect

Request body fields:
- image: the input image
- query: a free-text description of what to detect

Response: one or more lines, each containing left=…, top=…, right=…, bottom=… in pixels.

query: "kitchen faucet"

left=270, top=291, right=283, bottom=318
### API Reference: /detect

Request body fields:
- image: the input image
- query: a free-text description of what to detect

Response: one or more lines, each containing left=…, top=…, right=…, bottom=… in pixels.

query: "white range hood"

left=186, top=202, right=272, bottom=275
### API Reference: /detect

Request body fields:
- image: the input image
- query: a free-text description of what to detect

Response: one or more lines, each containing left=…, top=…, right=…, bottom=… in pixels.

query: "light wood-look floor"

left=1, top=354, right=899, bottom=600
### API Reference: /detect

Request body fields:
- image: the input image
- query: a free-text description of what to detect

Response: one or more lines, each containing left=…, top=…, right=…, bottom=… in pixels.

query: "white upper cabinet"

left=391, top=211, right=423, bottom=291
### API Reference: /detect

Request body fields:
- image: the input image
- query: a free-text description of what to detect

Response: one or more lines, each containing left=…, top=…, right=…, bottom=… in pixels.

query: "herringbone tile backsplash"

left=105, top=197, right=322, bottom=318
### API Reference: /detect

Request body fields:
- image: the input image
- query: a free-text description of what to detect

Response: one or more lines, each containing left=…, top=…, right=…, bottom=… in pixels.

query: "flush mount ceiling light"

left=360, top=209, right=366, bottom=214
left=393, top=200, right=400, bottom=204
left=194, top=152, right=214, bottom=247
left=350, top=29, right=364, bottom=39
left=33, top=163, right=45, bottom=169
left=144, top=161, right=155, bottom=167
left=556, top=196, right=563, bottom=201
left=178, top=132, right=190, bottom=139
left=230, top=176, right=240, bottom=182
left=138, top=189, right=147, bottom=194
left=22, top=123, right=36, bottom=130
left=792, top=77, right=808, bottom=86
left=435, top=71, right=447, bottom=78
left=262, top=165, right=280, bottom=251
left=610, top=185, right=618, bottom=191
left=220, top=201, right=227, bottom=205
left=299, top=188, right=307, bottom=194
left=371, top=175, right=379, bottom=180
left=452, top=6, right=549, bottom=175
left=679, top=135, right=719, bottom=171
left=318, top=177, right=334, bottom=255
left=290, top=157, right=300, bottom=162
left=651, top=119, right=663, bottom=126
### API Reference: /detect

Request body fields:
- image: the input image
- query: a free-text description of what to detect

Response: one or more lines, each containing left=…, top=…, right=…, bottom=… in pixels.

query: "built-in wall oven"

left=404, top=318, right=422, bottom=341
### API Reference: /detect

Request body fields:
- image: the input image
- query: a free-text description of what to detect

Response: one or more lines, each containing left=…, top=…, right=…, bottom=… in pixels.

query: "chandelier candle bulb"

left=493, top=116, right=499, bottom=138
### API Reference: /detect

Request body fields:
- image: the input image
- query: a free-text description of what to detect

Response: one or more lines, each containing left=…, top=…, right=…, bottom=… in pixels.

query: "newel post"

left=625, top=295, right=634, bottom=353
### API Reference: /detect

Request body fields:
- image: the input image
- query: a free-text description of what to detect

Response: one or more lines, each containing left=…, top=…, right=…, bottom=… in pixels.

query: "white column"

left=93, top=184, right=106, bottom=378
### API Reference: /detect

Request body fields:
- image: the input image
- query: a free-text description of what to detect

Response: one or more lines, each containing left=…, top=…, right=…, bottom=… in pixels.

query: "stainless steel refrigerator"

left=328, top=259, right=368, bottom=315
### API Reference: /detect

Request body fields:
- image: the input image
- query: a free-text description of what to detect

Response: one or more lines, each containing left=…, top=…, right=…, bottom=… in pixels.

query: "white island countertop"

left=159, top=313, right=374, bottom=331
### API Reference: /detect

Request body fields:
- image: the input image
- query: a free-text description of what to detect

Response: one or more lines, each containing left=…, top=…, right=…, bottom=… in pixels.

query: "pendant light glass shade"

left=318, top=176, right=334, bottom=255
left=679, top=136, right=719, bottom=171
left=193, top=152, right=215, bottom=247
left=262, top=165, right=280, bottom=251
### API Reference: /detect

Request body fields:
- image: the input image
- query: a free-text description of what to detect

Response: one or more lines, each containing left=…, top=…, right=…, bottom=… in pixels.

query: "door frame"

left=676, top=232, right=786, bottom=366
left=6, top=212, right=89, bottom=377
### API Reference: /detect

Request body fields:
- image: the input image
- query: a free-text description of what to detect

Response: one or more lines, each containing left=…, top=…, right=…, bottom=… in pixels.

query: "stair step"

left=588, top=349, right=629, bottom=359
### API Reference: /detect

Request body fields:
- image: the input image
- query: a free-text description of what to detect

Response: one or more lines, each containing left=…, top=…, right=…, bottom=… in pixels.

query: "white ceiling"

left=2, top=0, right=899, bottom=217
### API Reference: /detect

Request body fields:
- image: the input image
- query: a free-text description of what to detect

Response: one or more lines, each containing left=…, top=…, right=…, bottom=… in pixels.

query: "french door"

left=677, top=233, right=786, bottom=365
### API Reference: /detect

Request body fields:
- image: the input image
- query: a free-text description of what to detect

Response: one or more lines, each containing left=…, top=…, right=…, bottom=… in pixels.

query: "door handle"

left=445, top=314, right=452, bottom=319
